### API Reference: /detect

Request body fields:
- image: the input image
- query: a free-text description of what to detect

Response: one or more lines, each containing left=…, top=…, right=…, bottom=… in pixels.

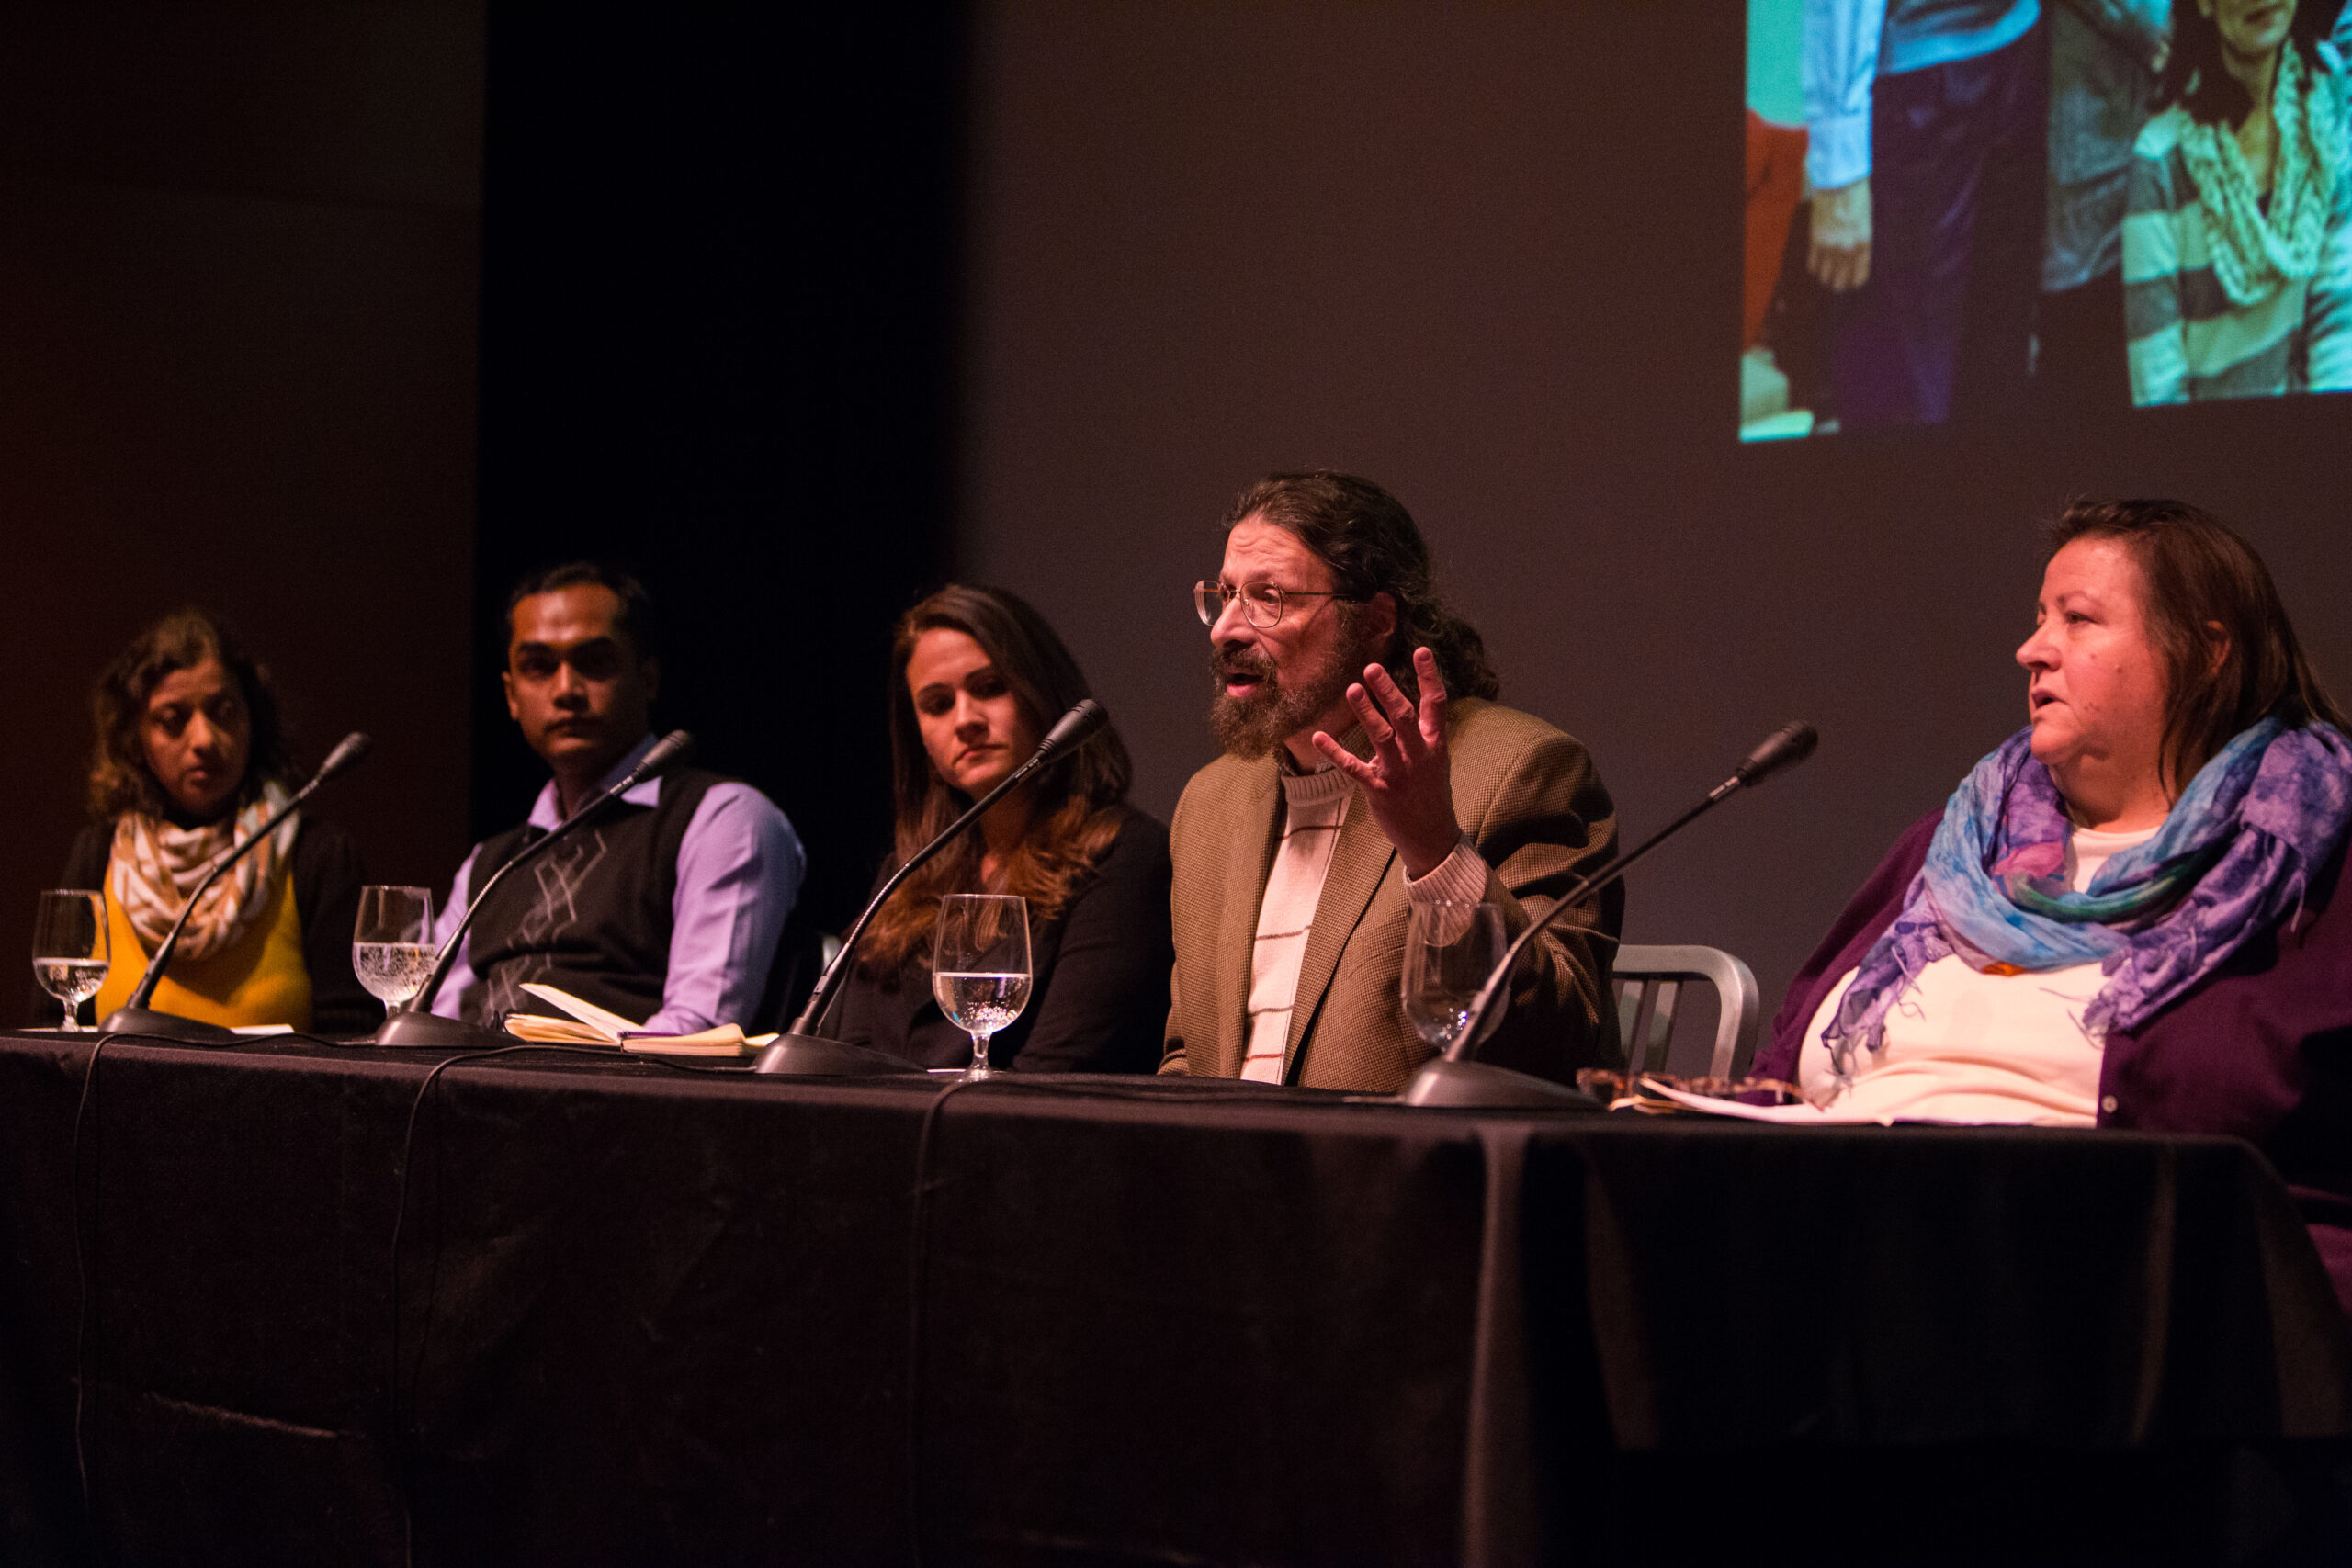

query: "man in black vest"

left=428, top=562, right=804, bottom=1032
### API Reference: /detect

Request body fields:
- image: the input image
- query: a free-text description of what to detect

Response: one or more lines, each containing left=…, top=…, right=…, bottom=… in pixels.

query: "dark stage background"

left=472, top=6, right=962, bottom=934
left=6, top=3, right=2347, bottom=1027
left=0, top=1, right=482, bottom=1020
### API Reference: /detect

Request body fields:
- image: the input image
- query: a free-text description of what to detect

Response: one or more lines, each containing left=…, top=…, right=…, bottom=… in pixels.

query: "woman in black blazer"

left=828, top=585, right=1171, bottom=1072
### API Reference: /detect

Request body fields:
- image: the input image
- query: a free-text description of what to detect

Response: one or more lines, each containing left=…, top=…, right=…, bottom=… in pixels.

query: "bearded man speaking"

left=1161, top=472, right=1623, bottom=1091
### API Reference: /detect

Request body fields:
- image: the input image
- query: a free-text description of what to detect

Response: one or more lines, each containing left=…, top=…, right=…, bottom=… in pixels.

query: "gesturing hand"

left=1313, top=646, right=1463, bottom=880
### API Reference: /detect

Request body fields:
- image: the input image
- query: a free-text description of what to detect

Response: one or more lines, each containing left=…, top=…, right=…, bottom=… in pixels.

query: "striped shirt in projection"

left=2120, top=49, right=2352, bottom=406
left=1241, top=765, right=1353, bottom=1082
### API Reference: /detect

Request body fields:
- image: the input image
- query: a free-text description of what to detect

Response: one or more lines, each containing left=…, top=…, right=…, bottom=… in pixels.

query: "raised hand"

left=1312, top=645, right=1463, bottom=879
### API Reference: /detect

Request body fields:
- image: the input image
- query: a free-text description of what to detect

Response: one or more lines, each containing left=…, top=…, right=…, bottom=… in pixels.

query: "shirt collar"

left=526, top=732, right=662, bottom=831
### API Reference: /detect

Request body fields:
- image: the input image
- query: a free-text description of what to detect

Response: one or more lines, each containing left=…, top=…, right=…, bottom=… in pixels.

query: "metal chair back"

left=1613, top=944, right=1762, bottom=1079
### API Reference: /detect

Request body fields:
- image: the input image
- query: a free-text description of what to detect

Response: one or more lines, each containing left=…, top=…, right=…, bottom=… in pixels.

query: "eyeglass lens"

left=1195, top=581, right=1283, bottom=627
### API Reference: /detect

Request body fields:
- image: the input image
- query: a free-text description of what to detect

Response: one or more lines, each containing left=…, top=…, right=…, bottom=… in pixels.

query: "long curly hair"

left=859, top=585, right=1133, bottom=973
left=87, top=607, right=295, bottom=823
left=1223, top=471, right=1500, bottom=703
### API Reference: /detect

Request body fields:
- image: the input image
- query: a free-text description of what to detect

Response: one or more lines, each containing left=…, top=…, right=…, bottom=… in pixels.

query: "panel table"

left=0, top=1030, right=2341, bottom=1565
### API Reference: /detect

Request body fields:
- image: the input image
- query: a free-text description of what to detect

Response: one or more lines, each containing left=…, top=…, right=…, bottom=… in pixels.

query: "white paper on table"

left=518, top=982, right=642, bottom=1040
left=229, top=1024, right=296, bottom=1037
left=1644, top=1078, right=1895, bottom=1124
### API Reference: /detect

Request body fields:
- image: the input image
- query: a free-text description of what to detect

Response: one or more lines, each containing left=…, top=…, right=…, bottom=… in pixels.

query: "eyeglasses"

left=1193, top=580, right=1357, bottom=629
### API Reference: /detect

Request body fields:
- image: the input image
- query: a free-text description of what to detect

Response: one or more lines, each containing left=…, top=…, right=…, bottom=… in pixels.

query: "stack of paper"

left=1643, top=1078, right=1892, bottom=1124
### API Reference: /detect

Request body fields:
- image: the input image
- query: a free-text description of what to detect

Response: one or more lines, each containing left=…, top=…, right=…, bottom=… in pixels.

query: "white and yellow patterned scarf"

left=2178, top=48, right=2347, bottom=307
left=109, top=781, right=299, bottom=959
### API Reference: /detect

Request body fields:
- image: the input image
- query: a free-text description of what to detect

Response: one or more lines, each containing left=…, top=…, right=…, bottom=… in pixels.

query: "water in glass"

left=353, top=886, right=437, bottom=1008
left=32, top=890, right=109, bottom=1032
left=931, top=893, right=1031, bottom=1078
left=1401, top=899, right=1508, bottom=1052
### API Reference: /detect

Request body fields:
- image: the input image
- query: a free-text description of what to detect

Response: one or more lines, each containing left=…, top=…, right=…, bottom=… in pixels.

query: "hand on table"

left=1313, top=646, right=1464, bottom=881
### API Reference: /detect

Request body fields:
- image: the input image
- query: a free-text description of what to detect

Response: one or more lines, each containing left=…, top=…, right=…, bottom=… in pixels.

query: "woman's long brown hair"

left=859, top=585, right=1133, bottom=973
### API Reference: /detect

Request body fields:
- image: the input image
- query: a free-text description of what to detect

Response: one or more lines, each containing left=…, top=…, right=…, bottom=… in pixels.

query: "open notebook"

left=503, top=983, right=778, bottom=1057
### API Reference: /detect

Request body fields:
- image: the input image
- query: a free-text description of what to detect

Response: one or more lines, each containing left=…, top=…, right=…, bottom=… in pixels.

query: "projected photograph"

left=1742, top=0, right=2352, bottom=441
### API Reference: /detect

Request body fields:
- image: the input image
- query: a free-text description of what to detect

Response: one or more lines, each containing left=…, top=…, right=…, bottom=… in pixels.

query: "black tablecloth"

left=0, top=1029, right=2344, bottom=1566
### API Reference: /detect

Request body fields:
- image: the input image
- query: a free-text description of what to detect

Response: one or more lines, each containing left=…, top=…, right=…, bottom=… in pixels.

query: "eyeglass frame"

left=1193, top=579, right=1366, bottom=629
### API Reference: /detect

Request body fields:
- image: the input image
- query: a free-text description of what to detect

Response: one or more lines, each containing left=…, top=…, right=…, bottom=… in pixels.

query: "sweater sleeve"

left=1010, top=811, right=1174, bottom=1075
left=294, top=818, right=373, bottom=1036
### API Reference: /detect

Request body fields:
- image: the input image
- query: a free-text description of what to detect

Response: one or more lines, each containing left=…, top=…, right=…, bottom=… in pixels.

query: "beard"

left=1208, top=630, right=1362, bottom=760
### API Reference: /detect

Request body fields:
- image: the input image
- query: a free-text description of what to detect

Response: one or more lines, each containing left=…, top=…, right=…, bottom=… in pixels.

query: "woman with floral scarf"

left=49, top=609, right=370, bottom=1034
left=2122, top=0, right=2352, bottom=402
left=1755, top=500, right=2352, bottom=1313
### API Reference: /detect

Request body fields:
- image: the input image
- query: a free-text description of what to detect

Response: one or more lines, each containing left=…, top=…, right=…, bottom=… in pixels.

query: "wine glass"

left=353, top=886, right=437, bottom=1011
left=931, top=894, right=1031, bottom=1079
left=32, top=890, right=109, bottom=1032
left=1401, top=899, right=1508, bottom=1053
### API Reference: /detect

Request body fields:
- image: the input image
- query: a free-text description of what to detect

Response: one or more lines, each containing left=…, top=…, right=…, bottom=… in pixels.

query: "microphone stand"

left=101, top=732, right=372, bottom=1043
left=372, top=731, right=694, bottom=1049
left=1398, top=722, right=1818, bottom=1110
left=752, top=700, right=1107, bottom=1076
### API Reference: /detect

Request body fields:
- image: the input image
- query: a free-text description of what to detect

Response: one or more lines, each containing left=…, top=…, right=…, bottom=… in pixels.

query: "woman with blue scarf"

left=1755, top=498, right=2352, bottom=1309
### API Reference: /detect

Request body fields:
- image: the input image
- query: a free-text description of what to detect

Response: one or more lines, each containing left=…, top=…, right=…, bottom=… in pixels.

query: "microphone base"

left=1398, top=1056, right=1603, bottom=1111
left=749, top=1033, right=925, bottom=1077
left=97, top=1006, right=242, bottom=1044
left=369, top=1009, right=514, bottom=1051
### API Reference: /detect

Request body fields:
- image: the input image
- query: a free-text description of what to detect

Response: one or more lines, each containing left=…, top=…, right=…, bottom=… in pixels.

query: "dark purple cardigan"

left=1758, top=810, right=2352, bottom=1314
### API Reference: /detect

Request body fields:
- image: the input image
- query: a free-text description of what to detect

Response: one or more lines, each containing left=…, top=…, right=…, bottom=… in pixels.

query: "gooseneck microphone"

left=1399, top=721, right=1820, bottom=1110
left=1724, top=720, right=1819, bottom=795
left=101, top=732, right=373, bottom=1043
left=752, top=699, right=1111, bottom=1076
left=372, top=731, right=695, bottom=1049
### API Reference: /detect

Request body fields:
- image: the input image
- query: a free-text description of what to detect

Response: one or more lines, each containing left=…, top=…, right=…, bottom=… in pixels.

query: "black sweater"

left=828, top=806, right=1173, bottom=1073
left=51, top=817, right=373, bottom=1035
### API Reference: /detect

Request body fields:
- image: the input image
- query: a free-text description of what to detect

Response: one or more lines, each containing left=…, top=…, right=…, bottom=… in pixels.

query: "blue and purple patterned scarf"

left=1824, top=719, right=2352, bottom=1083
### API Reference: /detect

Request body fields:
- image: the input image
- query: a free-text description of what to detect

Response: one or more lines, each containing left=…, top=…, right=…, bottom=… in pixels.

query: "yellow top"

left=91, top=858, right=313, bottom=1031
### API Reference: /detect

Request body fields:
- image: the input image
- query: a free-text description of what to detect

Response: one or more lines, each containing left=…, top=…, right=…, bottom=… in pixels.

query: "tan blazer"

left=1160, top=698, right=1621, bottom=1091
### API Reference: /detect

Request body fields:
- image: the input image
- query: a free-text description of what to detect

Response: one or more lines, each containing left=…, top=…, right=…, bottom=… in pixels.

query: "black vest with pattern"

left=458, top=767, right=726, bottom=1028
